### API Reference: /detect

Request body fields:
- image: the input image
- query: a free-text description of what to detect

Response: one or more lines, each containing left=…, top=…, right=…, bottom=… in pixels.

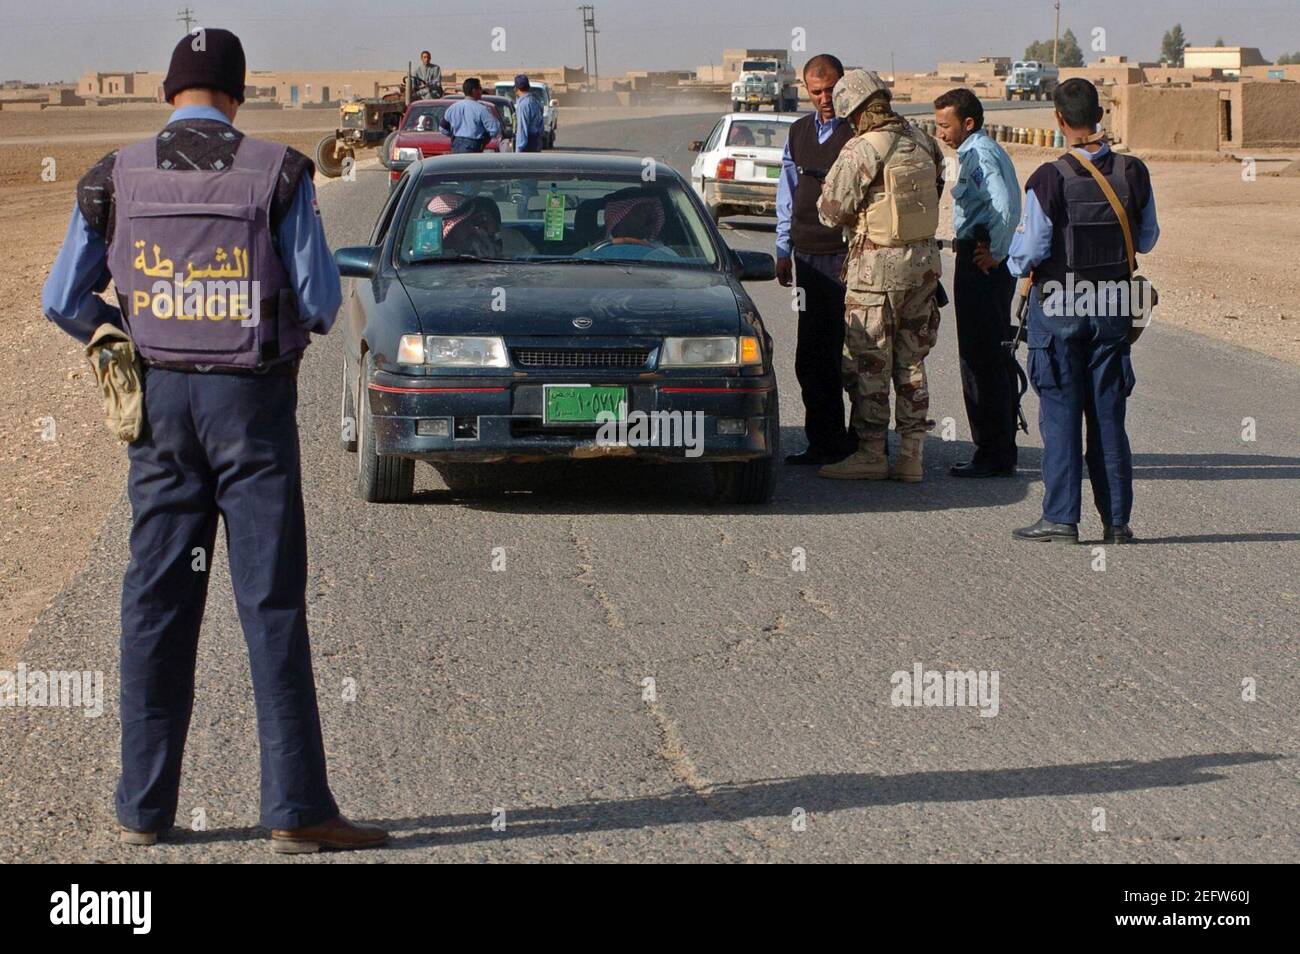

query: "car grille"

left=512, top=347, right=651, bottom=369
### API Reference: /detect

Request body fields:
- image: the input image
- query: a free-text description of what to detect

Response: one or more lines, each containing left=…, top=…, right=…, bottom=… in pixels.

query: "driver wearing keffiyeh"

left=425, top=192, right=502, bottom=257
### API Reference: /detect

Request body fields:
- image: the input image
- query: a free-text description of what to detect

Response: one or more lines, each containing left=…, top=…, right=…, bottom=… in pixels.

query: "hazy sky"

left=2, top=0, right=1297, bottom=83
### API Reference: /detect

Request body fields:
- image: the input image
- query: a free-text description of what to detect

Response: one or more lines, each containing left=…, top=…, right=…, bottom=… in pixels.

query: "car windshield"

left=403, top=104, right=447, bottom=131
left=396, top=173, right=719, bottom=268
left=725, top=120, right=789, bottom=149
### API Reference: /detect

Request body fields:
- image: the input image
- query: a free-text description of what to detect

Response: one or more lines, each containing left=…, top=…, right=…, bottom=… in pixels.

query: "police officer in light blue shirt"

left=513, top=74, right=545, bottom=152
left=439, top=77, right=502, bottom=153
left=934, top=87, right=1022, bottom=478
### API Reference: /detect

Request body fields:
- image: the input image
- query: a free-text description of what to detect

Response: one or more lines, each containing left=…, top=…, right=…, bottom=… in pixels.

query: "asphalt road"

left=3, top=111, right=1297, bottom=863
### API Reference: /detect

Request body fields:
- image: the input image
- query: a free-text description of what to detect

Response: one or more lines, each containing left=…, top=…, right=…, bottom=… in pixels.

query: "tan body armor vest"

left=857, top=125, right=940, bottom=247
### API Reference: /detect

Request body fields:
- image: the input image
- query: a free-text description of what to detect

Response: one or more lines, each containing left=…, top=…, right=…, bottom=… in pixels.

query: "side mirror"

left=689, top=139, right=703, bottom=151
left=335, top=245, right=380, bottom=279
left=549, top=99, right=558, bottom=108
left=733, top=249, right=776, bottom=282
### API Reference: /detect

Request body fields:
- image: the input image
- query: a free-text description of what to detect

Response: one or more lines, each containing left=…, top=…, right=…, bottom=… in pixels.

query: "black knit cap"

left=163, top=27, right=247, bottom=104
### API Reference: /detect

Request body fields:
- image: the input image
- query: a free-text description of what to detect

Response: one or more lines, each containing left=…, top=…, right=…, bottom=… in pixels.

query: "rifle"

left=1004, top=274, right=1032, bottom=434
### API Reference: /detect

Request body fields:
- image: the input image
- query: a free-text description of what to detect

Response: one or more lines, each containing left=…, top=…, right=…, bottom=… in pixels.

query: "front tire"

left=356, top=352, right=414, bottom=503
left=316, top=134, right=347, bottom=178
left=712, top=405, right=779, bottom=505
left=379, top=131, right=399, bottom=169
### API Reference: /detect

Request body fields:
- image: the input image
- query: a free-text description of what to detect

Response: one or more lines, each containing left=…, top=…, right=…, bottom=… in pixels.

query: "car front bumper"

left=365, top=367, right=778, bottom=463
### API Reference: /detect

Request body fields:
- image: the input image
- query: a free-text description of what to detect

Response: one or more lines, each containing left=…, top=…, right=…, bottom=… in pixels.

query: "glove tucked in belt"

left=85, top=323, right=143, bottom=444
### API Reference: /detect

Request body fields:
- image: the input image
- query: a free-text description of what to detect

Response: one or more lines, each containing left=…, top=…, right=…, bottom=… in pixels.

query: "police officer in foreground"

left=1007, top=78, right=1159, bottom=542
left=933, top=87, right=1022, bottom=477
left=41, top=28, right=387, bottom=852
left=438, top=77, right=502, bottom=153
left=775, top=53, right=857, bottom=466
left=816, top=70, right=945, bottom=482
left=513, top=74, right=545, bottom=153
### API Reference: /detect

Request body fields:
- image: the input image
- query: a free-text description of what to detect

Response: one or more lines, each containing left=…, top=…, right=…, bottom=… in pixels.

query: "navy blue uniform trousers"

left=1026, top=288, right=1137, bottom=527
left=117, top=364, right=338, bottom=832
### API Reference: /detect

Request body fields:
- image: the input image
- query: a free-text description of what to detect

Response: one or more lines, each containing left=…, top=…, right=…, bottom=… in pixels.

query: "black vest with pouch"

left=1038, top=152, right=1140, bottom=286
left=788, top=114, right=854, bottom=255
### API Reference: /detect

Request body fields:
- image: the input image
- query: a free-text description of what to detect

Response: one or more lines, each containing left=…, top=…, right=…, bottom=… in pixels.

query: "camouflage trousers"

left=842, top=276, right=941, bottom=441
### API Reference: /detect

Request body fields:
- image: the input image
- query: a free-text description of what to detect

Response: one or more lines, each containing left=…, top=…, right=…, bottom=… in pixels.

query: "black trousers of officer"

left=953, top=242, right=1019, bottom=467
left=117, top=364, right=338, bottom=833
left=794, top=251, right=854, bottom=455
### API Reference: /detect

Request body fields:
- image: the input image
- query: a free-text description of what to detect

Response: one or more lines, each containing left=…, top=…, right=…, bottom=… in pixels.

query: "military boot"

left=890, top=432, right=925, bottom=482
left=818, top=438, right=889, bottom=480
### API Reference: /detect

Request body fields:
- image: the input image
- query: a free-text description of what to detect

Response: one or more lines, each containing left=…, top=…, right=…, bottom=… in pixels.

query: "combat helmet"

left=832, top=69, right=890, bottom=120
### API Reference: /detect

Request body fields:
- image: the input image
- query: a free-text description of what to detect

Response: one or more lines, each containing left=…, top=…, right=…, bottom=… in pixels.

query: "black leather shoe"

left=1103, top=524, right=1134, bottom=544
left=786, top=448, right=848, bottom=466
left=950, top=460, right=1016, bottom=478
left=1012, top=518, right=1079, bottom=542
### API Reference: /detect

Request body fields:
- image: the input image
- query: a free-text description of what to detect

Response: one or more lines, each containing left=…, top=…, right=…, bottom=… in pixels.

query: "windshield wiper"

left=404, top=254, right=515, bottom=265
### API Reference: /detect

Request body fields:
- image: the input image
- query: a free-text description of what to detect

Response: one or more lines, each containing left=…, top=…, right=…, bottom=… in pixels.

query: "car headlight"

left=393, top=146, right=420, bottom=163
left=397, top=335, right=509, bottom=367
left=660, top=336, right=761, bottom=367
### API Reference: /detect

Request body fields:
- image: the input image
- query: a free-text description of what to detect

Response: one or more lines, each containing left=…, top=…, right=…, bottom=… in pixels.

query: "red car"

left=386, top=96, right=516, bottom=188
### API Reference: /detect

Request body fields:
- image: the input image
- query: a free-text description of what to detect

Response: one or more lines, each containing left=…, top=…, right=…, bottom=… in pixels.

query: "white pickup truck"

left=730, top=57, right=799, bottom=113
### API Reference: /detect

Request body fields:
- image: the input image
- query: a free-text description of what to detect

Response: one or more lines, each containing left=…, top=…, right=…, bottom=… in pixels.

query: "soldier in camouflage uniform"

left=816, top=70, right=945, bottom=481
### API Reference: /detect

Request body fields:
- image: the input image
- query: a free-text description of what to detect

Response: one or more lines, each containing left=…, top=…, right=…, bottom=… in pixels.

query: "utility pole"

left=890, top=51, right=895, bottom=83
left=177, top=7, right=196, bottom=33
left=1052, top=1, right=1061, bottom=65
left=578, top=6, right=590, bottom=85
left=578, top=5, right=599, bottom=92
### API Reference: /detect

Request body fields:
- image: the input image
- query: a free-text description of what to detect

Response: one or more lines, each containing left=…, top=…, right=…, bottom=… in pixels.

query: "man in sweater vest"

left=775, top=54, right=857, bottom=466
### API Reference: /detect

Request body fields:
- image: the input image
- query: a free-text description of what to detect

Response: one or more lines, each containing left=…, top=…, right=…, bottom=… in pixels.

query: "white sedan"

left=689, top=113, right=798, bottom=224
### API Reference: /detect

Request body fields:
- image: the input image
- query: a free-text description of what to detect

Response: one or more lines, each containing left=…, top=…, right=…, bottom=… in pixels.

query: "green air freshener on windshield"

left=415, top=215, right=443, bottom=256
left=543, top=185, right=565, bottom=242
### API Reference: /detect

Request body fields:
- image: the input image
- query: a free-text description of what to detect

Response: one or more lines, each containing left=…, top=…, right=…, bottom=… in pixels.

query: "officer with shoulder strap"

left=816, top=69, right=946, bottom=483
left=1007, top=78, right=1160, bottom=543
left=41, top=28, right=388, bottom=852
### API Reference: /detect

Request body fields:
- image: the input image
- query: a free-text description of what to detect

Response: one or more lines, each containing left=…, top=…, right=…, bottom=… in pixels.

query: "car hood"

left=399, top=263, right=741, bottom=336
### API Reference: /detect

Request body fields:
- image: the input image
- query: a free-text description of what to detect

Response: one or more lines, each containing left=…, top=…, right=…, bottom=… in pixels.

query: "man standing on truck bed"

left=412, top=50, right=443, bottom=99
